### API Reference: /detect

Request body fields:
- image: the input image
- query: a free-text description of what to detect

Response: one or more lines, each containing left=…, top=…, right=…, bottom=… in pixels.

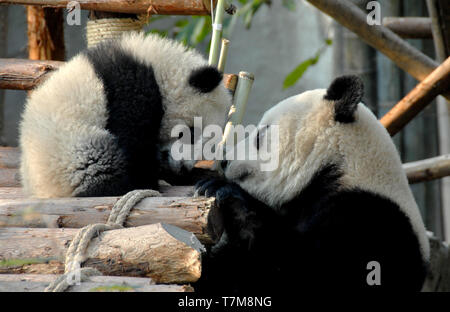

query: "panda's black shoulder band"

left=325, top=75, right=364, bottom=123
left=189, top=66, right=223, bottom=93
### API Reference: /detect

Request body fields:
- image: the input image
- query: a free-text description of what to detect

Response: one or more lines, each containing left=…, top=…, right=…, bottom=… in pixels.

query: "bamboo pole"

left=383, top=17, right=432, bottom=39
left=0, top=274, right=193, bottom=292
left=1, top=0, right=215, bottom=15
left=404, top=155, right=450, bottom=184
left=217, top=38, right=230, bottom=72
left=306, top=0, right=450, bottom=101
left=380, top=56, right=450, bottom=136
left=208, top=0, right=226, bottom=66
left=0, top=223, right=203, bottom=283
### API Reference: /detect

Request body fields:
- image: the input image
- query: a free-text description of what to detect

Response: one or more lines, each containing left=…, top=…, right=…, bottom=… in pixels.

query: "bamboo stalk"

left=0, top=223, right=203, bottom=283
left=208, top=0, right=226, bottom=66
left=380, top=56, right=450, bottom=136
left=0, top=274, right=193, bottom=292
left=306, top=0, right=450, bottom=101
left=404, top=155, right=450, bottom=184
left=383, top=17, right=432, bottom=39
left=2, top=0, right=214, bottom=15
left=230, top=71, right=254, bottom=125
left=217, top=38, right=230, bottom=72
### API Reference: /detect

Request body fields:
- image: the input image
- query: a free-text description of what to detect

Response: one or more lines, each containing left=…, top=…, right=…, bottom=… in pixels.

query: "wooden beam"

left=404, top=155, right=450, bottom=184
left=306, top=0, right=450, bottom=101
left=0, top=59, right=238, bottom=93
left=0, top=274, right=193, bottom=292
left=380, top=56, right=450, bottom=135
left=0, top=223, right=203, bottom=283
left=2, top=0, right=214, bottom=15
left=383, top=17, right=432, bottom=39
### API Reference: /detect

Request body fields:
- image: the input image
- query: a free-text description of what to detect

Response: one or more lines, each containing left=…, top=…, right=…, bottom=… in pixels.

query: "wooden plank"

left=380, top=56, right=450, bottom=135
left=306, top=0, right=450, bottom=101
left=0, top=0, right=214, bottom=15
left=0, top=223, right=203, bottom=283
left=383, top=17, right=432, bottom=39
left=0, top=274, right=193, bottom=292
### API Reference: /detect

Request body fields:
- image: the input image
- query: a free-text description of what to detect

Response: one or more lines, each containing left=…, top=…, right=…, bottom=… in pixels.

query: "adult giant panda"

left=194, top=75, right=429, bottom=292
left=20, top=32, right=232, bottom=198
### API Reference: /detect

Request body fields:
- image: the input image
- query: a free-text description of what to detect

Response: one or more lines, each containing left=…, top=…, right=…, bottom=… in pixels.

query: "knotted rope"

left=45, top=189, right=160, bottom=292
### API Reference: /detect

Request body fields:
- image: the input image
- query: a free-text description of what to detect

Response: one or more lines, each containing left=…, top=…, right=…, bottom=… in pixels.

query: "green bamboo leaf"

left=283, top=58, right=316, bottom=89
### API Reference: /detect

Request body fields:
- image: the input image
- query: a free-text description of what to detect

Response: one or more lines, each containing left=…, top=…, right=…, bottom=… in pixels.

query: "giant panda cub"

left=20, top=32, right=232, bottom=198
left=195, top=75, right=429, bottom=292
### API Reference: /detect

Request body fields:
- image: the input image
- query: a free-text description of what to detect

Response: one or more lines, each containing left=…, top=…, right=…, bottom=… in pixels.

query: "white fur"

left=20, top=32, right=232, bottom=197
left=225, top=89, right=430, bottom=261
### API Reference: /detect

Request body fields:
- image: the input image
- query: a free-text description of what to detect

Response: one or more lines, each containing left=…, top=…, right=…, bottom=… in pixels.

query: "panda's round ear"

left=188, top=65, right=223, bottom=93
left=324, top=75, right=364, bottom=123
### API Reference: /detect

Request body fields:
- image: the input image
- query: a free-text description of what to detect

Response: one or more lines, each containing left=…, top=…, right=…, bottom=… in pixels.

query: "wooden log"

left=27, top=6, right=65, bottom=61
left=0, top=58, right=63, bottom=90
left=0, top=147, right=20, bottom=169
left=306, top=0, right=450, bottom=101
left=383, top=17, right=432, bottom=39
left=0, top=194, right=213, bottom=244
left=1, top=0, right=214, bottom=15
left=380, top=56, right=450, bottom=136
left=0, top=59, right=238, bottom=93
left=404, top=154, right=450, bottom=184
left=0, top=223, right=204, bottom=283
left=0, top=168, right=20, bottom=187
left=0, top=274, right=193, bottom=292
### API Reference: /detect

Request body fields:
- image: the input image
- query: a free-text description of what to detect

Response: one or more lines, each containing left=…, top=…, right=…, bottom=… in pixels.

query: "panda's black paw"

left=194, top=178, right=228, bottom=198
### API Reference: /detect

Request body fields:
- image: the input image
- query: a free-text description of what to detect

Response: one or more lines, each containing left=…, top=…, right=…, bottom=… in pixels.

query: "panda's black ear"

left=188, top=65, right=223, bottom=93
left=324, top=75, right=364, bottom=123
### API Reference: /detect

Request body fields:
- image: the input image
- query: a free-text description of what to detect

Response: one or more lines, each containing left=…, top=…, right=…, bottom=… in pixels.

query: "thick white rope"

left=45, top=189, right=160, bottom=292
left=86, top=16, right=147, bottom=48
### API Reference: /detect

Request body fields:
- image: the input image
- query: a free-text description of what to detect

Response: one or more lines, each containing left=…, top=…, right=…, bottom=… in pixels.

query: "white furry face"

left=120, top=33, right=232, bottom=173
left=225, top=89, right=332, bottom=207
left=224, top=84, right=429, bottom=260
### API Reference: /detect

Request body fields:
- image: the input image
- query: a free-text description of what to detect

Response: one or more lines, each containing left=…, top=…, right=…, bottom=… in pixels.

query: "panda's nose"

left=220, top=160, right=229, bottom=171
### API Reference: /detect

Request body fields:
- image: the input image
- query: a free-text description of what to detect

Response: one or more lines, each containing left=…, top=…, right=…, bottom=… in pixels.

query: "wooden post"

left=380, top=56, right=450, bottom=136
left=27, top=6, right=65, bottom=61
left=383, top=17, right=432, bottom=39
left=306, top=0, right=450, bottom=101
